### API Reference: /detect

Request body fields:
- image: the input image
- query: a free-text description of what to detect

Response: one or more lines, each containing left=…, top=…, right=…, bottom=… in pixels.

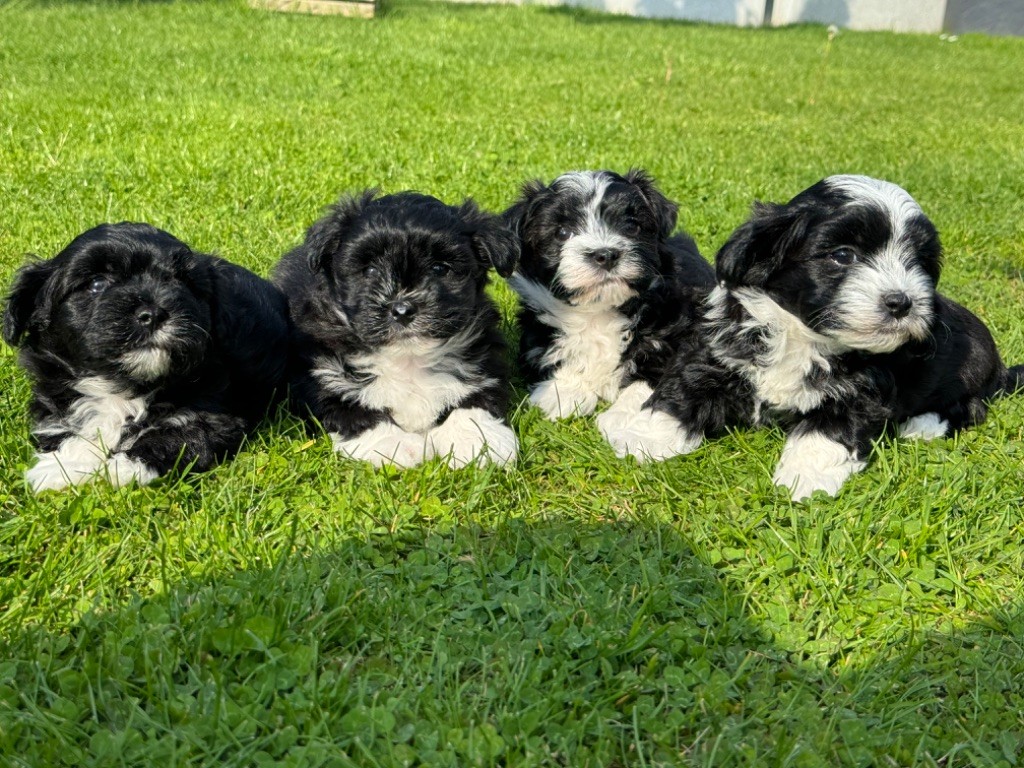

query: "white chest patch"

left=36, top=376, right=150, bottom=452
left=511, top=274, right=631, bottom=406
left=313, top=335, right=487, bottom=434
left=712, top=287, right=847, bottom=414
left=119, top=347, right=173, bottom=383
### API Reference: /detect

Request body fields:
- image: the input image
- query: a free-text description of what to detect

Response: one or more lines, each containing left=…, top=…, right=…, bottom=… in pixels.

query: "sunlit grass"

left=1, top=1, right=1023, bottom=765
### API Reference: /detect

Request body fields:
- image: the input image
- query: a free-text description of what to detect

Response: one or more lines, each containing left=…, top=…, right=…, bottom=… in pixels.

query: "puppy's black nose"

left=883, top=292, right=913, bottom=318
left=590, top=249, right=619, bottom=270
left=135, top=305, right=167, bottom=329
left=390, top=300, right=417, bottom=325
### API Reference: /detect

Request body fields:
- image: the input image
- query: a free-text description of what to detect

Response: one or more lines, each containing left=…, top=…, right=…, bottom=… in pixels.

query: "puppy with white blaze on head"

left=503, top=169, right=714, bottom=431
left=602, top=175, right=1024, bottom=500
left=3, top=223, right=290, bottom=492
left=274, top=191, right=520, bottom=469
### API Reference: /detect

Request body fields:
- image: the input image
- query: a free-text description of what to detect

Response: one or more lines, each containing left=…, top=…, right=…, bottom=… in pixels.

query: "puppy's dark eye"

left=88, top=276, right=112, bottom=293
left=556, top=226, right=573, bottom=241
left=828, top=248, right=858, bottom=266
left=430, top=263, right=451, bottom=277
left=620, top=221, right=641, bottom=237
left=365, top=266, right=381, bottom=278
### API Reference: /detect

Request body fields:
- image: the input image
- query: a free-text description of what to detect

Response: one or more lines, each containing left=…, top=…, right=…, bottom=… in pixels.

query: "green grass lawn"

left=2, top=0, right=1024, bottom=765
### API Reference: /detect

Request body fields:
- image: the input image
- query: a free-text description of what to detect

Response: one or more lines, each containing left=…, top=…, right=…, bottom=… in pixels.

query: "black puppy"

left=504, top=169, right=714, bottom=427
left=602, top=175, right=1024, bottom=499
left=274, top=191, right=520, bottom=468
left=3, top=222, right=289, bottom=492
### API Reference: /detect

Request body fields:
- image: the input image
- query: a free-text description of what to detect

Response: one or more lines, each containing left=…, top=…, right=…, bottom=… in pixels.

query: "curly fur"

left=3, top=222, right=289, bottom=491
left=274, top=191, right=520, bottom=469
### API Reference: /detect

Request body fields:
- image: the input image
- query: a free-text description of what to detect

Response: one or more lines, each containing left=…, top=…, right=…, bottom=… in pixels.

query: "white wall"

left=584, top=0, right=765, bottom=24
left=945, top=0, right=1024, bottom=36
left=770, top=0, right=946, bottom=33
left=517, top=0, right=765, bottom=24
left=451, top=0, right=1024, bottom=35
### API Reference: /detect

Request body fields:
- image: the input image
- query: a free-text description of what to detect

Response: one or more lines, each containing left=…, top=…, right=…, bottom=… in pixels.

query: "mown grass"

left=1, top=1, right=1024, bottom=765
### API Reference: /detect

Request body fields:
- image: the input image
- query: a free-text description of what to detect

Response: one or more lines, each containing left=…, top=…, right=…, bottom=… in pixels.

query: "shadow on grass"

left=0, top=515, right=1020, bottom=766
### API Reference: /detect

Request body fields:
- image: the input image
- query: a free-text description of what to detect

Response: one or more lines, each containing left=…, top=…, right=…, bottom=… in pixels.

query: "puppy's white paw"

left=428, top=408, right=518, bottom=468
left=25, top=441, right=107, bottom=493
left=897, top=412, right=949, bottom=441
left=331, top=422, right=429, bottom=469
left=598, top=405, right=701, bottom=462
left=606, top=381, right=654, bottom=414
left=104, top=453, right=160, bottom=487
left=530, top=379, right=598, bottom=420
left=596, top=383, right=651, bottom=449
left=772, top=432, right=866, bottom=501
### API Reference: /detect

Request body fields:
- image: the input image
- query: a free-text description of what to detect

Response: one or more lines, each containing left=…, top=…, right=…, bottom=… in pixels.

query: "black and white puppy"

left=3, top=222, right=289, bottom=492
left=274, top=191, right=520, bottom=468
left=504, top=169, right=715, bottom=424
left=601, top=175, right=1024, bottom=499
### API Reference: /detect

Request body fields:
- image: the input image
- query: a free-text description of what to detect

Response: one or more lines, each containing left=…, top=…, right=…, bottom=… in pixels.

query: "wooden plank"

left=249, top=0, right=376, bottom=18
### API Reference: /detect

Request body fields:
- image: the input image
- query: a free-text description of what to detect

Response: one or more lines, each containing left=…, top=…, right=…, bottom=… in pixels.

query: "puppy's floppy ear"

left=172, top=246, right=217, bottom=301
left=625, top=168, right=678, bottom=238
left=3, top=258, right=60, bottom=346
left=304, top=189, right=378, bottom=272
left=716, top=201, right=813, bottom=287
left=502, top=178, right=550, bottom=239
left=911, top=214, right=943, bottom=286
left=459, top=200, right=521, bottom=278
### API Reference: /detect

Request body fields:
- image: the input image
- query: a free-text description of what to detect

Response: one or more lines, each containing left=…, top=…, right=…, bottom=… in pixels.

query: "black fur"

left=626, top=175, right=1023, bottom=497
left=274, top=191, right=519, bottom=466
left=503, top=169, right=714, bottom=418
left=3, top=222, right=289, bottom=490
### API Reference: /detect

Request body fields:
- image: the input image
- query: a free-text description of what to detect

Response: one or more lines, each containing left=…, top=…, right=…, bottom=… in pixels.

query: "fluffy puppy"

left=503, top=169, right=714, bottom=423
left=601, top=175, right=1024, bottom=500
left=3, top=222, right=289, bottom=492
left=274, top=191, right=520, bottom=469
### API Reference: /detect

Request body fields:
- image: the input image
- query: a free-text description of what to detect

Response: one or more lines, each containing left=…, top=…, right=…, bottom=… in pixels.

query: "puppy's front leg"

left=111, top=409, right=250, bottom=486
left=598, top=366, right=719, bottom=461
left=27, top=433, right=109, bottom=492
left=428, top=390, right=517, bottom=468
left=320, top=400, right=429, bottom=469
left=771, top=404, right=885, bottom=501
left=598, top=399, right=702, bottom=461
left=772, top=429, right=867, bottom=501
left=897, top=412, right=951, bottom=440
left=529, top=373, right=599, bottom=420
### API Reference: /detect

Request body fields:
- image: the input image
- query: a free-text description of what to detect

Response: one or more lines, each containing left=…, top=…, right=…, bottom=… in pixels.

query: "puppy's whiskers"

left=807, top=305, right=837, bottom=330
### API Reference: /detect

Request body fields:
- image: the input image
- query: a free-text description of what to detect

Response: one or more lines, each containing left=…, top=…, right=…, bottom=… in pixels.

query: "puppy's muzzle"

left=390, top=300, right=417, bottom=326
left=882, top=291, right=913, bottom=319
left=135, top=303, right=168, bottom=330
left=589, top=248, right=620, bottom=272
